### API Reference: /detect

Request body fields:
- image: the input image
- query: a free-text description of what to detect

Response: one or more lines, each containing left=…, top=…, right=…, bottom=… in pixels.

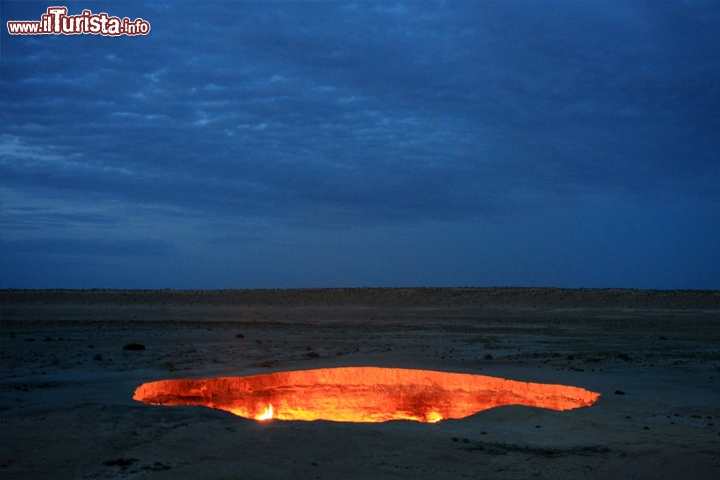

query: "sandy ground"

left=1, top=288, right=719, bottom=479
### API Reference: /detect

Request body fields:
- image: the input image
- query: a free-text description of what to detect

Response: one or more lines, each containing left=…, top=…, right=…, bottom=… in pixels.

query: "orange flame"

left=133, top=367, right=600, bottom=423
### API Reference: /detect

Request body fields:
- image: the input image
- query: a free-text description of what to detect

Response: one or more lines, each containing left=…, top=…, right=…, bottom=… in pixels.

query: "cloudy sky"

left=1, top=1, right=718, bottom=290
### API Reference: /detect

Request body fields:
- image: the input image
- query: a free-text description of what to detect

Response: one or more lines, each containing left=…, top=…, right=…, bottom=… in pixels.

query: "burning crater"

left=133, top=367, right=600, bottom=423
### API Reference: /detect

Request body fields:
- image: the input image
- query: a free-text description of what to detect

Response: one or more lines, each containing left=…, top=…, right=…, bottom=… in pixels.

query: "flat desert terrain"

left=1, top=288, right=719, bottom=479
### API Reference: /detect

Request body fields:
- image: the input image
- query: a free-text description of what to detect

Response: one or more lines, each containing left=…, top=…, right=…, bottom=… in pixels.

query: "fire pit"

left=133, top=367, right=600, bottom=423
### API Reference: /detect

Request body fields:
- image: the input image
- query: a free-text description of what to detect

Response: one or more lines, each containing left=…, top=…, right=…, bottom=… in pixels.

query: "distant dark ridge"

left=1, top=287, right=718, bottom=309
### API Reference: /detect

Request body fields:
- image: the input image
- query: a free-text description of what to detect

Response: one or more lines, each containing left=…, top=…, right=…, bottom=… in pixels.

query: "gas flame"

left=256, top=404, right=273, bottom=420
left=426, top=411, right=443, bottom=423
left=133, top=367, right=600, bottom=423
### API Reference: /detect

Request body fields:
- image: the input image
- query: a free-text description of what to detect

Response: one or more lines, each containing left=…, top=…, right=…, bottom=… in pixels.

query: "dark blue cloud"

left=1, top=1, right=718, bottom=288
left=2, top=238, right=170, bottom=256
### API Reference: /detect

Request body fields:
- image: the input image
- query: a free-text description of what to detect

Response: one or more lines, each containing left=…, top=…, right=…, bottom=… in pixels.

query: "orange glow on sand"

left=133, top=367, right=600, bottom=423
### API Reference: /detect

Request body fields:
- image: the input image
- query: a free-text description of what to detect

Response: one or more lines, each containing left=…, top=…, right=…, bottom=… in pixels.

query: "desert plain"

left=1, top=287, right=719, bottom=479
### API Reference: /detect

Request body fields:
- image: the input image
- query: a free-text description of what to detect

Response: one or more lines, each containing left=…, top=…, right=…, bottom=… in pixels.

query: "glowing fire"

left=255, top=404, right=273, bottom=420
left=133, top=367, right=600, bottom=423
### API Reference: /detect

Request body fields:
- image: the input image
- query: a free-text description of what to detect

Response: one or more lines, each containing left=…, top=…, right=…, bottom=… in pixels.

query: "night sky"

left=1, top=1, right=718, bottom=290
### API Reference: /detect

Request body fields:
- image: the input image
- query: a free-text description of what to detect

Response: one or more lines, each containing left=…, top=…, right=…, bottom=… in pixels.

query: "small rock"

left=235, top=333, right=245, bottom=339
left=123, top=343, right=146, bottom=351
left=615, top=390, right=625, bottom=395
